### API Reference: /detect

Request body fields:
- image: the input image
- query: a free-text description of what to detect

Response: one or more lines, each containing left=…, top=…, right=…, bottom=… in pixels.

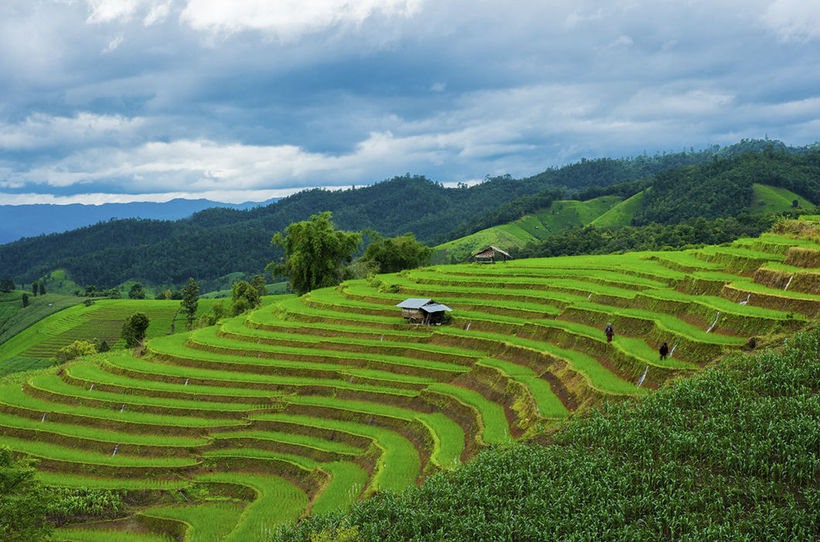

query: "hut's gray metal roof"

left=421, top=303, right=452, bottom=313
left=473, top=245, right=512, bottom=258
left=396, top=298, right=434, bottom=309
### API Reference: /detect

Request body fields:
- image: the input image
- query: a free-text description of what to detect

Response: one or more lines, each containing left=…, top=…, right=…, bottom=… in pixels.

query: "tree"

left=37, top=280, right=45, bottom=296
left=121, top=312, right=150, bottom=348
left=55, top=340, right=97, bottom=363
left=200, top=300, right=226, bottom=326
left=364, top=232, right=433, bottom=273
left=0, top=446, right=53, bottom=541
left=31, top=282, right=37, bottom=297
left=230, top=280, right=261, bottom=316
left=128, top=283, right=145, bottom=300
left=250, top=274, right=267, bottom=296
left=180, top=277, right=200, bottom=330
left=21, top=294, right=29, bottom=308
left=0, top=278, right=14, bottom=293
left=268, top=211, right=361, bottom=295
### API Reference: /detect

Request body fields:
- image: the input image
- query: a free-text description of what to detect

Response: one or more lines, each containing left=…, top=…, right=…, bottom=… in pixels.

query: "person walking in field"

left=604, top=323, right=614, bottom=343
left=659, top=342, right=669, bottom=360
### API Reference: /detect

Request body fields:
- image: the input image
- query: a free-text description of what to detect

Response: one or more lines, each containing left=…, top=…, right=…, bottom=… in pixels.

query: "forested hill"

left=0, top=141, right=815, bottom=288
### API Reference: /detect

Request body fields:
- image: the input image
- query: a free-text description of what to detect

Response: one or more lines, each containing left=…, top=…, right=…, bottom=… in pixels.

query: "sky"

left=1, top=0, right=819, bottom=205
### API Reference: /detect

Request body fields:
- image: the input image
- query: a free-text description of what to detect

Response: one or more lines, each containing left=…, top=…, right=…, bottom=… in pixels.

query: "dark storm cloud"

left=1, top=0, right=819, bottom=204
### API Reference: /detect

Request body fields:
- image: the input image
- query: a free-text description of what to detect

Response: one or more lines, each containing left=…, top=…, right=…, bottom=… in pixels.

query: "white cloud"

left=763, top=0, right=820, bottom=41
left=179, top=0, right=424, bottom=38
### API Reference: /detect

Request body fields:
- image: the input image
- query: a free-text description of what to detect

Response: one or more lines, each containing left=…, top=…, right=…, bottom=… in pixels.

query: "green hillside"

left=437, top=183, right=815, bottom=262
left=750, top=183, right=814, bottom=214
left=590, top=188, right=648, bottom=227
left=436, top=195, right=623, bottom=261
left=4, top=145, right=818, bottom=291
left=1, top=216, right=818, bottom=540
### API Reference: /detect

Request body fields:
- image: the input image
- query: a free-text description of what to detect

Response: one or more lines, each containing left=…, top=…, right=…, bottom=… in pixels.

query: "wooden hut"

left=473, top=245, right=512, bottom=263
left=396, top=298, right=453, bottom=325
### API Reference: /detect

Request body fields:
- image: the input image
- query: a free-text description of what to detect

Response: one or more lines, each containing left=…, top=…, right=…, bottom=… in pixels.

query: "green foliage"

left=121, top=312, right=150, bottom=348
left=250, top=274, right=267, bottom=296
left=633, top=152, right=819, bottom=225
left=269, top=212, right=362, bottom=295
left=274, top=329, right=820, bottom=541
left=363, top=232, right=433, bottom=273
left=181, top=277, right=200, bottom=330
left=513, top=213, right=803, bottom=259
left=0, top=278, right=14, bottom=293
left=38, top=281, right=45, bottom=296
left=21, top=293, right=29, bottom=308
left=447, top=188, right=564, bottom=239
left=45, top=487, right=124, bottom=526
left=200, top=300, right=226, bottom=326
left=128, top=282, right=146, bottom=299
left=0, top=446, right=53, bottom=542
left=230, top=281, right=261, bottom=316
left=54, top=340, right=97, bottom=363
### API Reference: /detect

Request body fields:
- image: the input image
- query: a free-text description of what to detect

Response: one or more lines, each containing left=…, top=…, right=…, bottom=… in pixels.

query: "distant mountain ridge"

left=0, top=198, right=277, bottom=244
left=0, top=139, right=816, bottom=289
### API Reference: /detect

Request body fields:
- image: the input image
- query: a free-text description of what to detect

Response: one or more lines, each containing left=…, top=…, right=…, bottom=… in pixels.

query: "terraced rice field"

left=6, top=217, right=820, bottom=540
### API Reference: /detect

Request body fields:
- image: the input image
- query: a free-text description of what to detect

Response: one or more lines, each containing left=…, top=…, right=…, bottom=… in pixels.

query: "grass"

left=427, top=383, right=511, bottom=445
left=750, top=183, right=814, bottom=214
left=0, top=410, right=206, bottom=447
left=195, top=472, right=308, bottom=541
left=251, top=413, right=420, bottom=493
left=311, top=461, right=369, bottom=515
left=0, top=383, right=248, bottom=429
left=54, top=528, right=173, bottom=542
left=211, top=430, right=362, bottom=456
left=434, top=196, right=624, bottom=261
left=0, top=298, right=223, bottom=367
left=27, top=373, right=266, bottom=413
left=0, top=435, right=198, bottom=467
left=37, top=472, right=191, bottom=490
left=141, top=501, right=246, bottom=542
left=476, top=358, right=569, bottom=419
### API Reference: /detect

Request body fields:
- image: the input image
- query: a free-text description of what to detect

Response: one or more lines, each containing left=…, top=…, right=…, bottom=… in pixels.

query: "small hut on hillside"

left=396, top=298, right=453, bottom=325
left=473, top=245, right=512, bottom=263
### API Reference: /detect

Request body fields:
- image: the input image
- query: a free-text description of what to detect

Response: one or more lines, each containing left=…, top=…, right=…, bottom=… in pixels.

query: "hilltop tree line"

left=512, top=210, right=813, bottom=259
left=0, top=142, right=817, bottom=289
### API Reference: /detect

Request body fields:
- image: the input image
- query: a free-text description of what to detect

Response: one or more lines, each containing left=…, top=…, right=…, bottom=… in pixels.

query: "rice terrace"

left=0, top=215, right=818, bottom=541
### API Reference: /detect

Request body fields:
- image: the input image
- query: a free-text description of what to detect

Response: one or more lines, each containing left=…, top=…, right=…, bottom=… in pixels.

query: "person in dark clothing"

left=605, top=323, right=614, bottom=343
left=659, top=342, right=669, bottom=360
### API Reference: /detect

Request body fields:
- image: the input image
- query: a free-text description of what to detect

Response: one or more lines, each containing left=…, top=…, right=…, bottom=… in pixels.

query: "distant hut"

left=396, top=298, right=453, bottom=325
left=473, top=246, right=512, bottom=263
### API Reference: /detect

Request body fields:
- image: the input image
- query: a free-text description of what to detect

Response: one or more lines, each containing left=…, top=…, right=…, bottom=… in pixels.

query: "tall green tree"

left=37, top=280, right=45, bottom=296
left=31, top=282, right=37, bottom=297
left=268, top=211, right=361, bottom=295
left=121, top=312, right=150, bottom=348
left=230, top=280, right=261, bottom=316
left=364, top=232, right=433, bottom=273
left=250, top=274, right=267, bottom=296
left=0, top=278, right=14, bottom=293
left=128, top=282, right=145, bottom=299
left=180, top=277, right=200, bottom=330
left=21, top=293, right=29, bottom=308
left=0, top=446, right=53, bottom=541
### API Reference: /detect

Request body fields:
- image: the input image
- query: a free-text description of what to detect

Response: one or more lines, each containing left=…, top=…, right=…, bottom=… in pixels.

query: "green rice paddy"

left=2, top=217, right=819, bottom=539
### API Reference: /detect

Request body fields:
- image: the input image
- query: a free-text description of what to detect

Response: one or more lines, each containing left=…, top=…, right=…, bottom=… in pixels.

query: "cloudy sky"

left=1, top=0, right=819, bottom=205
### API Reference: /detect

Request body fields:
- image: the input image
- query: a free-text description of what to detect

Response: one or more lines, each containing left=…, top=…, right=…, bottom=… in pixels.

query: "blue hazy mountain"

left=0, top=198, right=277, bottom=244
